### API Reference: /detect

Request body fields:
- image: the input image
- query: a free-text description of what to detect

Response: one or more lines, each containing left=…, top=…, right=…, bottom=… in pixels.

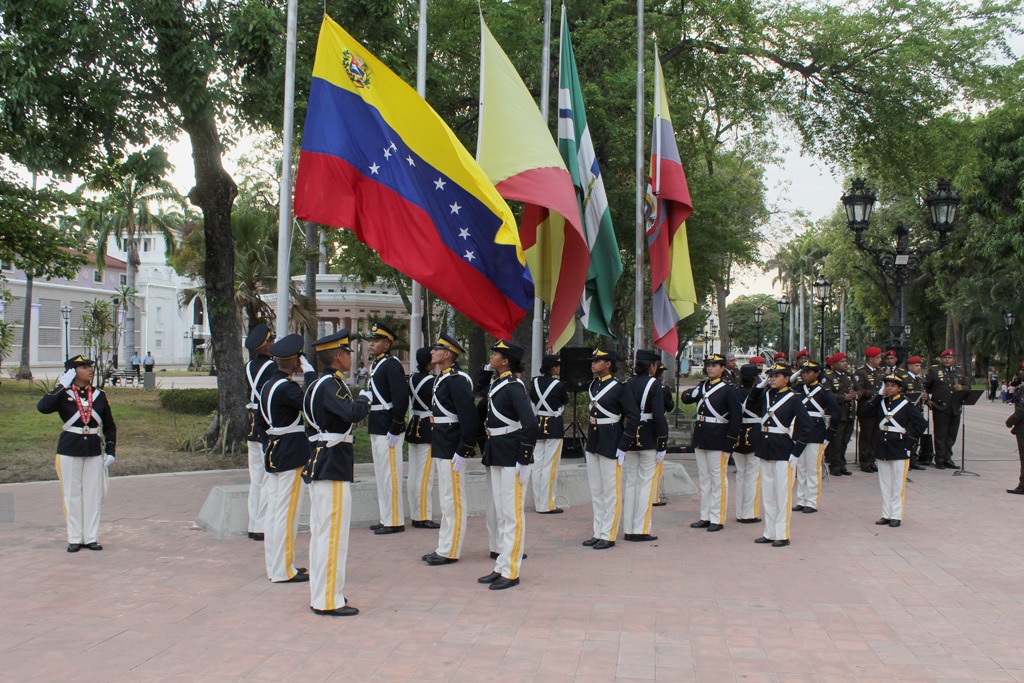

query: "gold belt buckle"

left=590, top=417, right=597, bottom=425
left=82, top=426, right=91, bottom=435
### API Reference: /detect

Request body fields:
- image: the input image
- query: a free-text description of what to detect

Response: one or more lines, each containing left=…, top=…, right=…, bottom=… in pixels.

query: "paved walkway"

left=1, top=401, right=1022, bottom=682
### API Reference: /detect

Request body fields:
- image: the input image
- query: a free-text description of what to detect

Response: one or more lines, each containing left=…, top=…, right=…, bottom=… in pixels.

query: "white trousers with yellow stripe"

left=694, top=449, right=729, bottom=524
left=795, top=442, right=826, bottom=510
left=55, top=455, right=103, bottom=544
left=585, top=452, right=622, bottom=541
left=308, top=479, right=352, bottom=611
left=263, top=467, right=305, bottom=582
left=488, top=466, right=526, bottom=580
left=406, top=442, right=434, bottom=523
left=760, top=459, right=794, bottom=541
left=877, top=459, right=910, bottom=521
left=370, top=434, right=405, bottom=527
left=530, top=438, right=563, bottom=512
left=622, top=449, right=659, bottom=535
left=733, top=452, right=761, bottom=520
left=246, top=441, right=268, bottom=534
left=434, top=459, right=467, bottom=559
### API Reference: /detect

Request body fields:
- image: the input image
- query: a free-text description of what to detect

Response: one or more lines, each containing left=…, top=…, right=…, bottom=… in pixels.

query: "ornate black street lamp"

left=709, top=320, right=718, bottom=357
left=812, top=277, right=831, bottom=365
left=776, top=296, right=789, bottom=357
left=754, top=307, right=764, bottom=357
left=842, top=178, right=960, bottom=361
left=60, top=305, right=72, bottom=359
left=1005, top=312, right=1015, bottom=384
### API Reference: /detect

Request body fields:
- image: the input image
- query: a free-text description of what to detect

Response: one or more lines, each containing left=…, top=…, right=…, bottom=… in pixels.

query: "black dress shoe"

left=792, top=504, right=805, bottom=512
left=861, top=465, right=878, bottom=473
left=690, top=520, right=710, bottom=529
left=943, top=461, right=958, bottom=470
left=489, top=577, right=519, bottom=590
left=67, top=543, right=82, bottom=553
left=706, top=523, right=724, bottom=532
left=829, top=469, right=842, bottom=477
left=623, top=534, right=637, bottom=541
left=280, top=572, right=310, bottom=583
left=537, top=508, right=564, bottom=514
left=736, top=517, right=762, bottom=524
left=592, top=539, right=615, bottom=550
left=1007, top=487, right=1024, bottom=495
left=875, top=518, right=891, bottom=525
left=248, top=532, right=265, bottom=541
left=772, top=539, right=791, bottom=547
left=374, top=525, right=405, bottom=535
left=840, top=469, right=853, bottom=476
left=411, top=520, right=441, bottom=529
left=311, top=606, right=359, bottom=617
left=84, top=542, right=103, bottom=551
left=489, top=551, right=500, bottom=559
left=933, top=462, right=946, bottom=470
left=909, top=464, right=926, bottom=471
left=295, top=567, right=308, bottom=574
left=477, top=571, right=501, bottom=584
left=801, top=507, right=817, bottom=514
left=582, top=537, right=599, bottom=546
left=652, top=500, right=668, bottom=507
left=754, top=536, right=773, bottom=544
left=634, top=534, right=658, bottom=542
left=369, top=523, right=384, bottom=531
left=423, top=553, right=458, bottom=566
left=889, top=519, right=901, bottom=527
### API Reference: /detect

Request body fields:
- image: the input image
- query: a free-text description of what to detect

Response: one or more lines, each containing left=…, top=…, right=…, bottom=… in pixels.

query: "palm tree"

left=110, top=285, right=137, bottom=367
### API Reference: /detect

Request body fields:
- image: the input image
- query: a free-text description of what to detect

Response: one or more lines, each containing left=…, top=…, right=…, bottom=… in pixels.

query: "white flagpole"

left=275, top=0, right=299, bottom=334
left=410, top=0, right=428, bottom=368
left=653, top=44, right=662, bottom=196
left=532, top=0, right=552, bottom=372
left=634, top=0, right=645, bottom=350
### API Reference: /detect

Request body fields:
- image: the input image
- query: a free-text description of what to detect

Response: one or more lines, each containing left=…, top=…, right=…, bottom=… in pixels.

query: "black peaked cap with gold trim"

left=591, top=346, right=617, bottom=362
left=244, top=322, right=275, bottom=351
left=431, top=332, right=464, bottom=356
left=269, top=333, right=304, bottom=360
left=313, top=328, right=352, bottom=352
left=368, top=321, right=397, bottom=342
left=64, top=355, right=95, bottom=371
left=491, top=339, right=524, bottom=363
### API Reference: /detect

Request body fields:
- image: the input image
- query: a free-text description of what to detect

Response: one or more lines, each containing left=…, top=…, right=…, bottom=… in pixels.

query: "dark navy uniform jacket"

left=659, top=381, right=675, bottom=413
left=405, top=370, right=434, bottom=445
left=482, top=371, right=538, bottom=468
left=245, top=355, right=276, bottom=445
left=529, top=375, right=569, bottom=440
left=260, top=367, right=317, bottom=472
left=862, top=393, right=928, bottom=460
left=750, top=386, right=812, bottom=461
left=798, top=381, right=842, bottom=444
left=734, top=384, right=766, bottom=455
left=430, top=364, right=478, bottom=459
left=680, top=377, right=742, bottom=452
left=585, top=375, right=640, bottom=459
left=622, top=374, right=668, bottom=451
left=367, top=353, right=410, bottom=436
left=301, top=369, right=371, bottom=483
left=38, top=384, right=117, bottom=457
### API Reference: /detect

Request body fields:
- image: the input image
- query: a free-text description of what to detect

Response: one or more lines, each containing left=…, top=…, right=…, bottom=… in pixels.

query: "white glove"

left=690, top=387, right=700, bottom=399
left=788, top=454, right=798, bottom=469
left=358, top=390, right=373, bottom=402
left=516, top=462, right=531, bottom=484
left=386, top=432, right=400, bottom=448
left=757, top=376, right=770, bottom=388
left=58, top=369, right=77, bottom=387
left=877, top=383, right=885, bottom=396
left=103, top=454, right=115, bottom=468
left=616, top=449, right=626, bottom=466
left=452, top=454, right=467, bottom=472
left=300, top=355, right=315, bottom=374
left=655, top=451, right=666, bottom=463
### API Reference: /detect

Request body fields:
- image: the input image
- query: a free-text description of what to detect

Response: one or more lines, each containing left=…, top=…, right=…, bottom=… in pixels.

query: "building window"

left=155, top=338, right=163, bottom=348
left=142, top=239, right=151, bottom=253
left=119, top=274, right=127, bottom=285
left=94, top=270, right=102, bottom=283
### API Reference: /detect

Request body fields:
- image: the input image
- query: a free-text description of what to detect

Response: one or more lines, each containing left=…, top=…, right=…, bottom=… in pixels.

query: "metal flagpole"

left=275, top=0, right=299, bottom=334
left=633, top=0, right=645, bottom=349
left=532, top=0, right=552, bottom=374
left=410, top=0, right=427, bottom=369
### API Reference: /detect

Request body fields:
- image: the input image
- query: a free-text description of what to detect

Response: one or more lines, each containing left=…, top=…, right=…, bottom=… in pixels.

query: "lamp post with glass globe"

left=776, top=296, right=790, bottom=358
left=1005, top=312, right=1016, bottom=384
left=60, top=305, right=72, bottom=359
left=812, top=277, right=831, bottom=365
left=754, top=307, right=764, bottom=357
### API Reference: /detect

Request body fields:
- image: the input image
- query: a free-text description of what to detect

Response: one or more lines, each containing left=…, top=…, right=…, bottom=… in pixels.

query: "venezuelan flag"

left=294, top=16, right=534, bottom=339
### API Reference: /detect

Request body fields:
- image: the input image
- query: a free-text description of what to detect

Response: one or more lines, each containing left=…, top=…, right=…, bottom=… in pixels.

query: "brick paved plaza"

left=1, top=401, right=1022, bottom=682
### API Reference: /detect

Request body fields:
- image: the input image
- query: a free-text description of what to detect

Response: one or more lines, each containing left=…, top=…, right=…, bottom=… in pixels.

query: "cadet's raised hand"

left=58, top=369, right=77, bottom=388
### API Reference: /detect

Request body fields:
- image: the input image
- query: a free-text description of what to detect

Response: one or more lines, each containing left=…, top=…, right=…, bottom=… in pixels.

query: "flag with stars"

left=294, top=15, right=534, bottom=339
left=476, top=17, right=588, bottom=352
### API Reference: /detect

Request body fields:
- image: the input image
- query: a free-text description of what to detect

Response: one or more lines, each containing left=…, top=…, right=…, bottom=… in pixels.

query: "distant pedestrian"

left=143, top=351, right=155, bottom=374
left=129, top=351, right=142, bottom=379
left=989, top=367, right=999, bottom=402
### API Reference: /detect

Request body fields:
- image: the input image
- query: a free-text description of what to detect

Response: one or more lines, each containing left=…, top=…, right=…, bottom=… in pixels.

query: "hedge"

left=158, top=389, right=219, bottom=415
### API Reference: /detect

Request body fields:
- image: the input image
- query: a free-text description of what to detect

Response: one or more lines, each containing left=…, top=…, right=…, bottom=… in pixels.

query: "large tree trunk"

left=715, top=281, right=729, bottom=353
left=124, top=241, right=138, bottom=362
left=16, top=272, right=32, bottom=379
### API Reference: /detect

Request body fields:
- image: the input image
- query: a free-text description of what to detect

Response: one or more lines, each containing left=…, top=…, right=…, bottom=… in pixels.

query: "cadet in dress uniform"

left=790, top=349, right=812, bottom=386
left=793, top=362, right=841, bottom=514
left=651, top=361, right=676, bottom=507
left=406, top=347, right=439, bottom=529
left=861, top=374, right=927, bottom=527
left=477, top=341, right=537, bottom=590
left=1005, top=376, right=1024, bottom=495
left=259, top=334, right=317, bottom=583
left=903, top=355, right=927, bottom=470
left=925, top=349, right=969, bottom=469
left=530, top=354, right=569, bottom=514
left=582, top=347, right=639, bottom=550
left=679, top=353, right=742, bottom=532
left=38, top=355, right=117, bottom=552
left=422, top=333, right=478, bottom=566
left=619, top=350, right=668, bottom=542
left=243, top=323, right=275, bottom=541
left=302, top=330, right=371, bottom=617
left=733, top=364, right=764, bottom=524
left=750, top=364, right=811, bottom=547
left=824, top=353, right=856, bottom=476
left=854, top=346, right=886, bottom=472
left=365, top=322, right=411, bottom=535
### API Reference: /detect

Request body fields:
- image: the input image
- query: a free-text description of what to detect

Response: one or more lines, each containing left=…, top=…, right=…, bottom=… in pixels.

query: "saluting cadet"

left=794, top=362, right=841, bottom=514
left=243, top=322, right=275, bottom=542
left=529, top=354, right=569, bottom=514
left=477, top=340, right=537, bottom=590
left=38, top=355, right=116, bottom=552
left=733, top=364, right=764, bottom=525
left=582, top=347, right=639, bottom=550
left=854, top=346, right=886, bottom=472
left=259, top=333, right=317, bottom=584
left=301, top=329, right=371, bottom=617
left=365, top=321, right=410, bottom=535
left=406, top=347, right=439, bottom=529
left=751, top=364, right=811, bottom=547
left=925, top=349, right=968, bottom=469
left=651, top=360, right=676, bottom=508
left=824, top=353, right=857, bottom=476
left=679, top=353, right=742, bottom=532
left=790, top=349, right=812, bottom=386
left=620, top=349, right=668, bottom=542
left=903, top=355, right=927, bottom=470
left=862, top=374, right=927, bottom=527
left=422, top=333, right=478, bottom=566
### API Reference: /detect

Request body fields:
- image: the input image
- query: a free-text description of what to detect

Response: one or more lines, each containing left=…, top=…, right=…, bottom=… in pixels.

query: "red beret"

left=883, top=349, right=897, bottom=358
left=796, top=348, right=810, bottom=359
left=864, top=346, right=882, bottom=357
left=826, top=352, right=846, bottom=365
left=749, top=356, right=765, bottom=364
left=773, top=352, right=788, bottom=361
left=906, top=356, right=922, bottom=364
left=940, top=349, right=955, bottom=357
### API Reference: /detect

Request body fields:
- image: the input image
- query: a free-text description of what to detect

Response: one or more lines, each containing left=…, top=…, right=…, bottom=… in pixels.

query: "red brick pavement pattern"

left=2, top=402, right=1023, bottom=682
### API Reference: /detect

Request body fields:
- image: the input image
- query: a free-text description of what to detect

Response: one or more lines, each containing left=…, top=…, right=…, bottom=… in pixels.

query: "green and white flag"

left=557, top=5, right=621, bottom=342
